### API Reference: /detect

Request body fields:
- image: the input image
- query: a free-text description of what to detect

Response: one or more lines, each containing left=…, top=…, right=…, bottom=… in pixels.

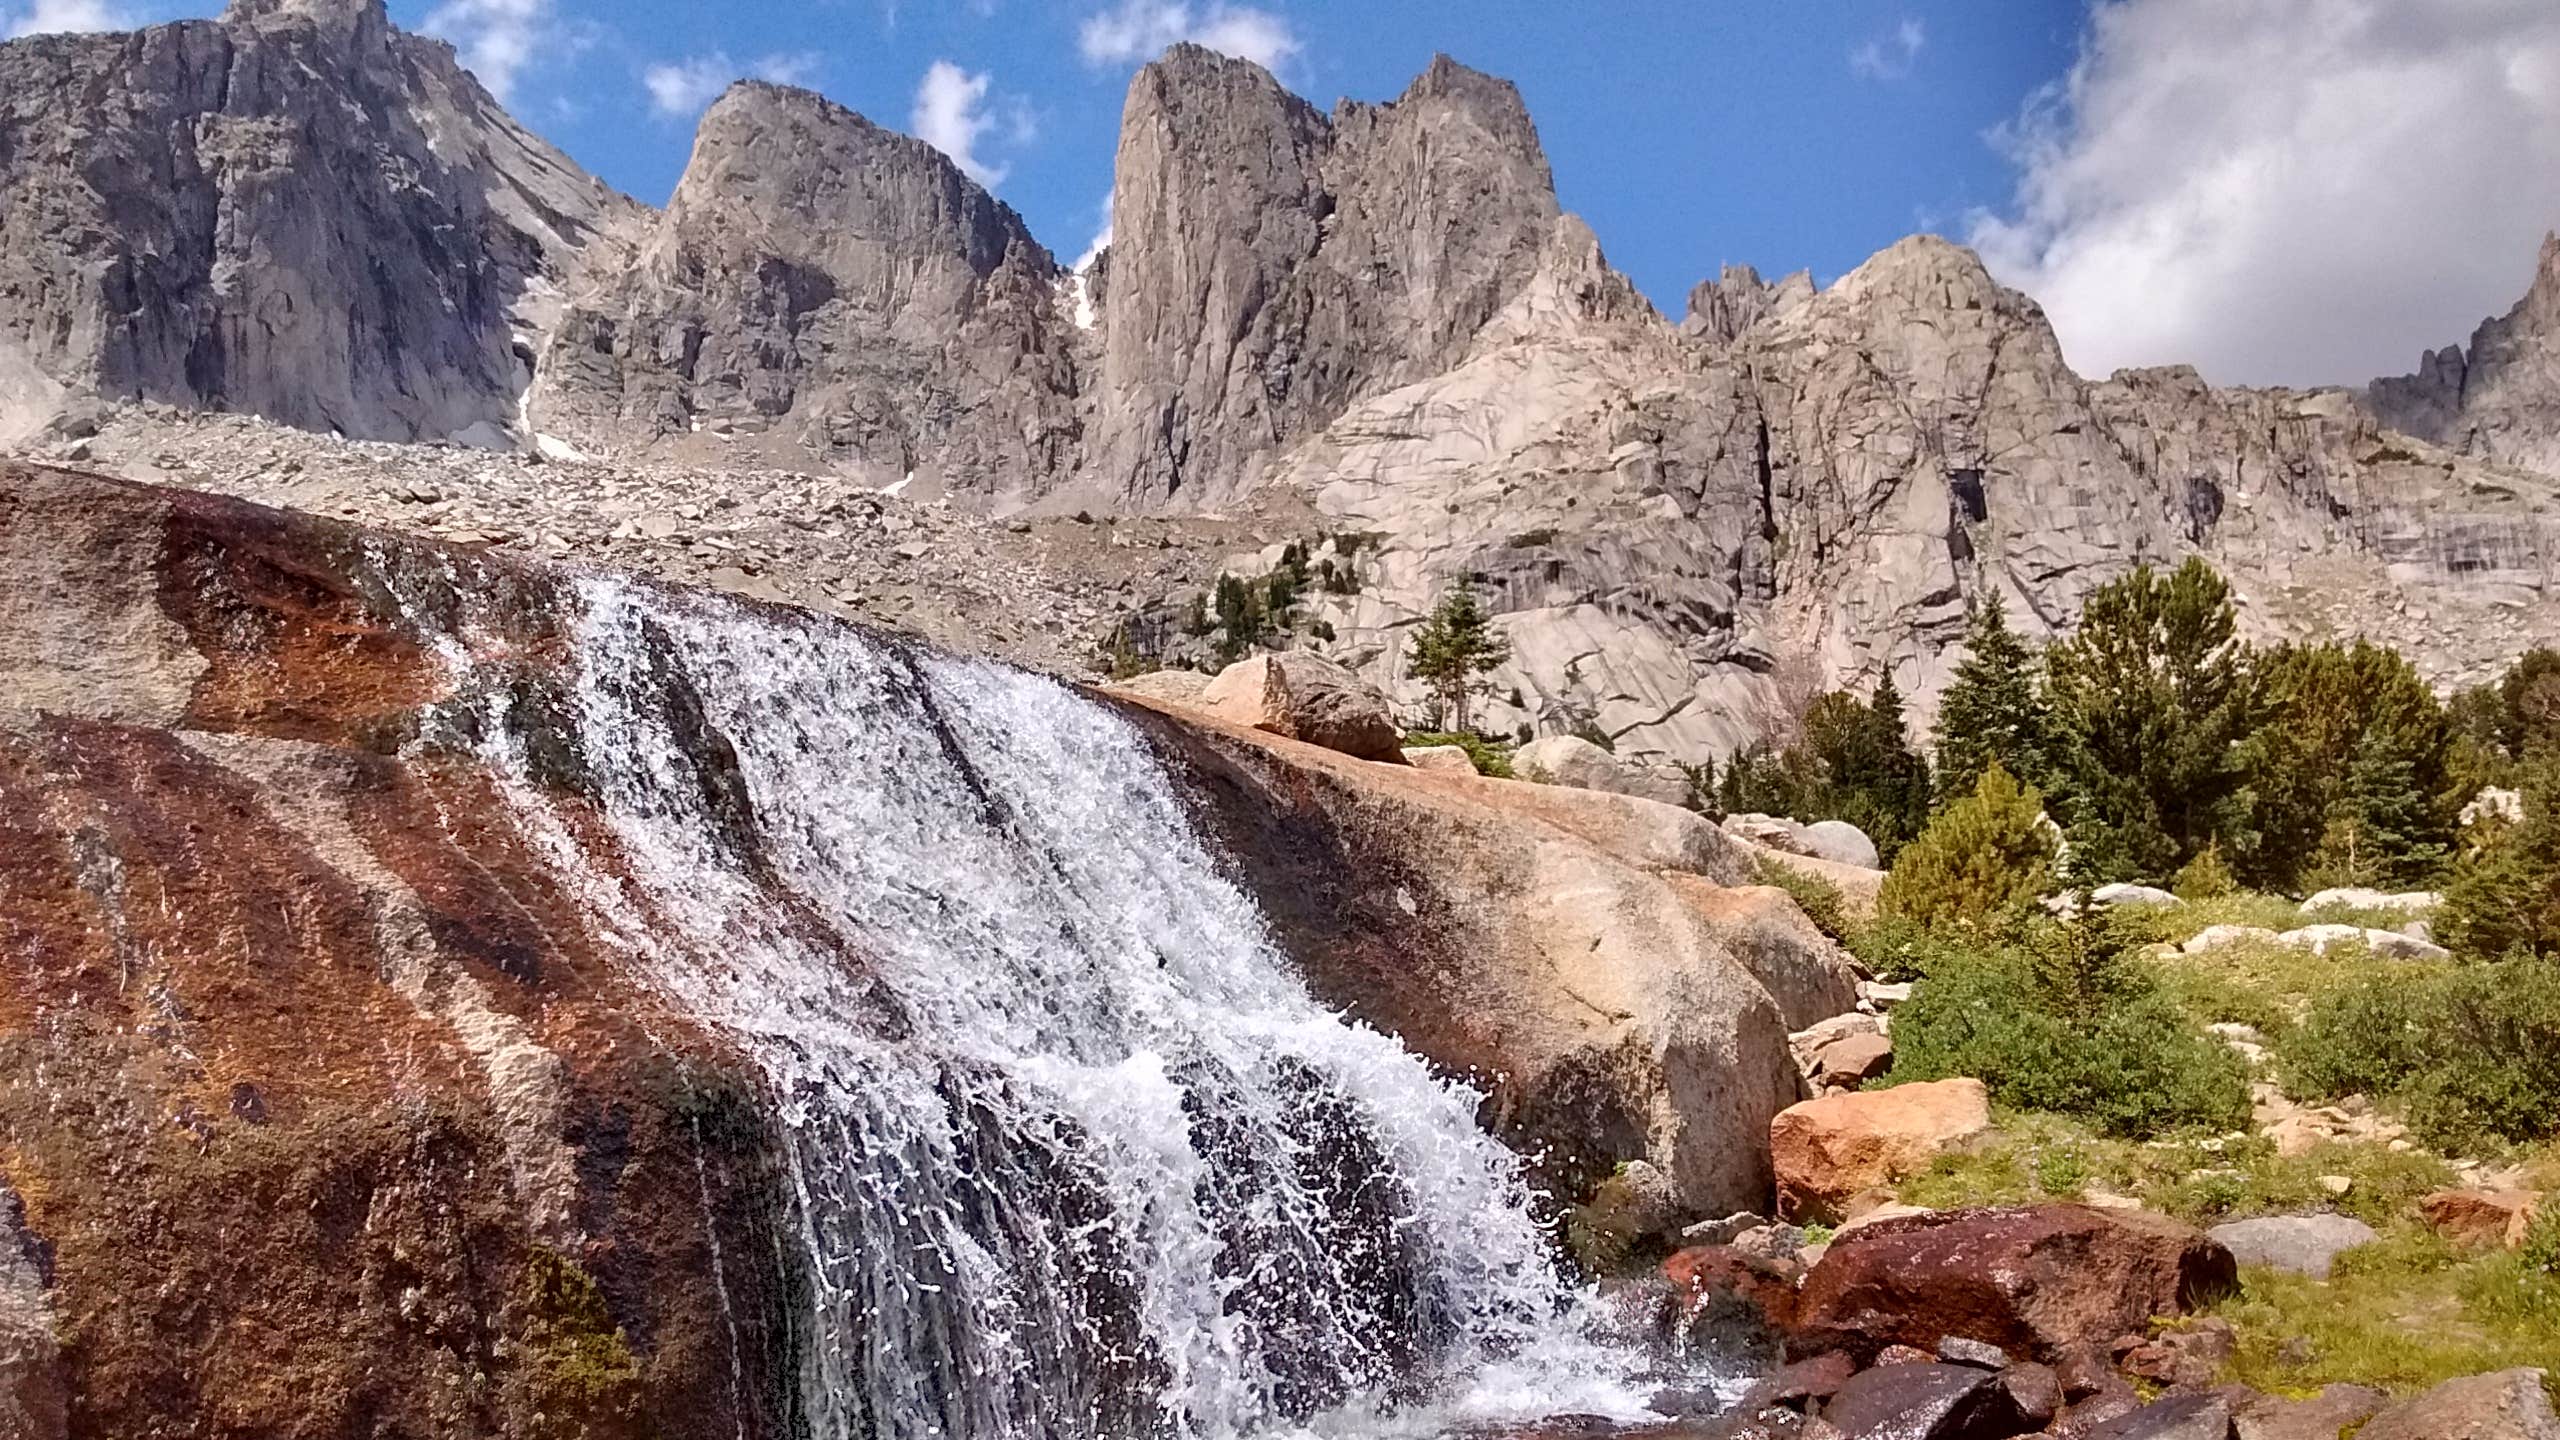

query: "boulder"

left=2118, top=1318, right=2236, bottom=1388
left=1199, top=652, right=1406, bottom=761
left=2232, top=1384, right=2388, bottom=1440
left=2183, top=925, right=2281, bottom=955
left=1809, top=1032, right=1895, bottom=1089
left=1401, top=744, right=1479, bottom=774
left=2092, top=883, right=2180, bottom=909
left=2082, top=1393, right=2236, bottom=1440
left=1790, top=1205, right=2238, bottom=1363
left=1819, top=1361, right=2033, bottom=1440
left=1797, top=820, right=1881, bottom=870
left=2207, top=1214, right=2379, bottom=1278
left=1770, top=1079, right=1990, bottom=1222
left=2358, top=1369, right=2559, bottom=1440
left=2277, top=924, right=2367, bottom=956
left=1662, top=1242, right=1802, bottom=1346
left=1514, top=734, right=1649, bottom=796
left=1724, top=813, right=1807, bottom=850
left=2303, top=888, right=2441, bottom=915
left=1569, top=1159, right=1686, bottom=1268
left=1107, top=668, right=1214, bottom=705
left=2420, top=1189, right=2543, bottom=1250
left=2362, top=928, right=2452, bottom=961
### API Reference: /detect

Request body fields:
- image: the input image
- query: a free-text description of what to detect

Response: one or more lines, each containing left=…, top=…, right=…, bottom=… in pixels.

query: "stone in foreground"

left=1818, top=1360, right=2032, bottom=1440
left=2207, top=1213, right=2380, bottom=1279
left=1789, top=1205, right=2237, bottom=1363
left=1769, top=1078, right=1989, bottom=1222
left=2357, top=1369, right=2560, bottom=1440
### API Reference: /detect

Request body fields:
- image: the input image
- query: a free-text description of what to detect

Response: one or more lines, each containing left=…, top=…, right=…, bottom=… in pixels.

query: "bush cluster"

left=1885, top=915, right=2252, bottom=1138
left=2279, top=951, right=2560, bottom=1152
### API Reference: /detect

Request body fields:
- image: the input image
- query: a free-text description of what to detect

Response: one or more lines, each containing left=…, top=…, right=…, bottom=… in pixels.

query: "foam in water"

left=412, top=572, right=1722, bottom=1438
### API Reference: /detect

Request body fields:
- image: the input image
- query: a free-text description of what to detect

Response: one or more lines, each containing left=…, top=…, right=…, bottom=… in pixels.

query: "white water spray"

left=417, top=573, right=1705, bottom=1438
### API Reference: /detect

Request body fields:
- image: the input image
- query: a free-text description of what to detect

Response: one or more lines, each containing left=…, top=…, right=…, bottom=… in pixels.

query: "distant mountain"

left=0, top=0, right=634, bottom=447
left=2371, top=233, right=2560, bottom=479
left=3, top=3, right=2556, bottom=759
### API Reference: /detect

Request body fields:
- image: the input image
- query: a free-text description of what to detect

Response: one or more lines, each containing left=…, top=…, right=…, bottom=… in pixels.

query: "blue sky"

left=13, top=0, right=2560, bottom=386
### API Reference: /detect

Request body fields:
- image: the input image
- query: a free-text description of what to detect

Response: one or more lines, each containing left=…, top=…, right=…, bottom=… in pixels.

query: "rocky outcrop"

left=1116, top=692, right=1857, bottom=1215
left=2372, top=234, right=2560, bottom=478
left=1789, top=1205, right=2238, bottom=1364
left=1086, top=48, right=1563, bottom=506
left=0, top=0, right=633, bottom=447
left=530, top=83, right=1083, bottom=499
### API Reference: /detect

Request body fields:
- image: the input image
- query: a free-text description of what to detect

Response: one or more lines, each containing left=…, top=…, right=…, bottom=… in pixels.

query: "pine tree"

left=1407, top=582, right=1511, bottom=733
left=2042, top=558, right=2251, bottom=883
left=1878, top=763, right=2058, bottom=928
left=1932, top=594, right=2053, bottom=799
left=2442, top=749, right=2560, bottom=958
left=2238, top=640, right=2457, bottom=891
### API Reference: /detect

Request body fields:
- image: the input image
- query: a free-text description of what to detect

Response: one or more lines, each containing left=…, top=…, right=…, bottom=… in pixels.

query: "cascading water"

left=411, top=570, right=1714, bottom=1438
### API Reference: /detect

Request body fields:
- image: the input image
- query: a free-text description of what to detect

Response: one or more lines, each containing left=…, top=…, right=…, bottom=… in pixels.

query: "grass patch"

left=2215, top=1226, right=2560, bottom=1397
left=2153, top=938, right=2411, bottom=1034
left=1754, top=855, right=1852, bottom=944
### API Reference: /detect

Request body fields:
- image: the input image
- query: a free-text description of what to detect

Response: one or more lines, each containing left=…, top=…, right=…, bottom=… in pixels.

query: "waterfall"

left=415, top=572, right=1702, bottom=1438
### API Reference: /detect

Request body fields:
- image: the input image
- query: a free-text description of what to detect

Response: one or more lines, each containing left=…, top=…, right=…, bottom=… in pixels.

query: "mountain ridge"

left=2, top=7, right=2556, bottom=764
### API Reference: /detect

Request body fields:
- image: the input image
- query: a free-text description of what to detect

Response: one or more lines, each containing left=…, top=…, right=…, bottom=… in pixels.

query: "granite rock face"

left=0, top=0, right=633, bottom=447
left=529, top=82, right=1085, bottom=501
left=1086, top=47, right=1563, bottom=506
left=2372, top=234, right=2560, bottom=479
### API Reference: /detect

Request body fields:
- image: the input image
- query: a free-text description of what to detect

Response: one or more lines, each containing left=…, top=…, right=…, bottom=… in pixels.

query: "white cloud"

left=912, top=59, right=1014, bottom=187
left=1849, top=18, right=1925, bottom=81
left=644, top=51, right=825, bottom=121
left=1077, top=0, right=1299, bottom=71
left=1969, top=0, right=2560, bottom=388
left=424, top=0, right=552, bottom=102
left=4, top=0, right=126, bottom=38
left=1071, top=191, right=1113, bottom=273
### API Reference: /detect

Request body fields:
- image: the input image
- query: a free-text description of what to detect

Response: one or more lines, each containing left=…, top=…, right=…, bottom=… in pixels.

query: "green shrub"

left=1754, top=854, right=1851, bottom=944
left=2282, top=952, right=2560, bottom=1151
left=2173, top=843, right=2238, bottom=901
left=1878, top=763, right=2057, bottom=928
left=1403, top=730, right=1515, bottom=779
left=1887, top=918, right=2252, bottom=1138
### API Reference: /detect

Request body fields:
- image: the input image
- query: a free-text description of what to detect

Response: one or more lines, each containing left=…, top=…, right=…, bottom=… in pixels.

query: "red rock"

left=1819, top=1360, right=2032, bottom=1440
left=1788, top=1205, right=2237, bottom=1364
left=2419, top=1189, right=2543, bottom=1251
left=1770, top=1078, right=1991, bottom=1222
left=2120, top=1319, right=2235, bottom=1390
left=1664, top=1242, right=1803, bottom=1338
left=2002, top=1362, right=2065, bottom=1427
left=1741, top=1350, right=1860, bottom=1411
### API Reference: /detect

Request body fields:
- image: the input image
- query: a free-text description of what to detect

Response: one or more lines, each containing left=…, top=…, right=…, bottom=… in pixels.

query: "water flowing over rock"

left=0, top=0, right=634, bottom=446
left=1, top=460, right=1828, bottom=1435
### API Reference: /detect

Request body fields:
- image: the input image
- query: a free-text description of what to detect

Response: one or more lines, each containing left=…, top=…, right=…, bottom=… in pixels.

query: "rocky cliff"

left=2371, top=232, right=2560, bottom=479
left=0, top=459, right=1851, bottom=1433
left=0, top=0, right=634, bottom=448
left=528, top=83, right=1085, bottom=500
left=1086, top=48, right=1565, bottom=507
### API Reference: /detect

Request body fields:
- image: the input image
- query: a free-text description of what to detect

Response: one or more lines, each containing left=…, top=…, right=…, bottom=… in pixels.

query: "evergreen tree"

left=1406, top=582, right=1511, bottom=733
left=1932, top=594, right=2054, bottom=799
left=1878, top=764, right=2058, bottom=929
left=2237, top=640, right=2458, bottom=891
left=2498, top=647, right=2560, bottom=757
left=2042, top=558, right=2252, bottom=883
left=2441, top=750, right=2560, bottom=958
left=1797, top=677, right=1932, bottom=860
